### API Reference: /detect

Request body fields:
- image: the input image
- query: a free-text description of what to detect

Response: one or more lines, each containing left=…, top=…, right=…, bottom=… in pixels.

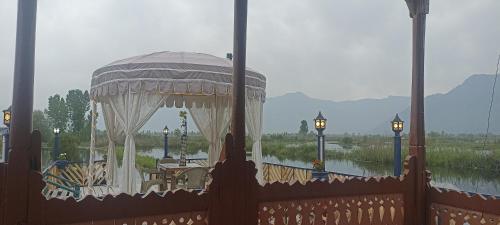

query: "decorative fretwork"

left=43, top=186, right=209, bottom=225
left=429, top=187, right=500, bottom=225
left=430, top=203, right=500, bottom=225
left=259, top=194, right=404, bottom=225
left=72, top=211, right=208, bottom=225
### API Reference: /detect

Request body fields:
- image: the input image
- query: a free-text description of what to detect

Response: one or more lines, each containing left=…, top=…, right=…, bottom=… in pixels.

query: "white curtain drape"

left=245, top=97, right=264, bottom=184
left=188, top=96, right=231, bottom=166
left=102, top=102, right=122, bottom=186
left=87, top=101, right=97, bottom=194
left=109, top=89, right=166, bottom=194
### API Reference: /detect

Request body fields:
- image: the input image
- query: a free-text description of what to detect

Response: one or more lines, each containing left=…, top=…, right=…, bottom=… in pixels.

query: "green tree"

left=60, top=133, right=81, bottom=161
left=32, top=110, right=52, bottom=142
left=45, top=94, right=68, bottom=132
left=80, top=109, right=98, bottom=142
left=299, top=120, right=308, bottom=135
left=66, top=89, right=90, bottom=133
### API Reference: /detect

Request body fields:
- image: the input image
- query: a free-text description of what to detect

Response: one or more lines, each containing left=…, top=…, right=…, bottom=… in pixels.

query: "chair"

left=172, top=167, right=209, bottom=190
left=138, top=166, right=170, bottom=193
left=140, top=179, right=168, bottom=193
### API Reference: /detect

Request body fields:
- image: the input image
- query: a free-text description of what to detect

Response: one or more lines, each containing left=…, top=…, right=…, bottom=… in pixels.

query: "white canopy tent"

left=89, top=51, right=266, bottom=194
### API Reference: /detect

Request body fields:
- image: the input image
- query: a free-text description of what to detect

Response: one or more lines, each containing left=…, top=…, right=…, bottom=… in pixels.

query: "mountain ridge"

left=137, top=74, right=499, bottom=134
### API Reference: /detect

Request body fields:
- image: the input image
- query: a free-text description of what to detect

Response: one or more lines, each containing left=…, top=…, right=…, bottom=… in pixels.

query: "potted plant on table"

left=311, top=159, right=328, bottom=181
left=55, top=153, right=69, bottom=169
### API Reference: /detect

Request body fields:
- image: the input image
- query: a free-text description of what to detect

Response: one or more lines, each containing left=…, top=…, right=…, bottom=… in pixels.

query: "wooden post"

left=405, top=0, right=429, bottom=225
left=208, top=135, right=258, bottom=225
left=4, top=0, right=38, bottom=224
left=230, top=0, right=248, bottom=158
left=208, top=1, right=258, bottom=225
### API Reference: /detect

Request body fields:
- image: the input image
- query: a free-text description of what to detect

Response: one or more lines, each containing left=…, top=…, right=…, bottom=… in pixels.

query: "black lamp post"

left=314, top=112, right=326, bottom=172
left=2, top=106, right=11, bottom=161
left=163, top=125, right=170, bottom=158
left=314, top=112, right=327, bottom=169
left=53, top=127, right=61, bottom=161
left=391, top=113, right=404, bottom=176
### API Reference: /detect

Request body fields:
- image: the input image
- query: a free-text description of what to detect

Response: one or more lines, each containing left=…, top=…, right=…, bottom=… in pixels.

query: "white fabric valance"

left=90, top=52, right=266, bottom=103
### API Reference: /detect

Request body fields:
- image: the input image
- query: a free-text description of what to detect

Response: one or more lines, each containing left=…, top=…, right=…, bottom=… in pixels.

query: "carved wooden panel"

left=430, top=203, right=500, bottom=225
left=66, top=211, right=208, bottom=225
left=259, top=194, right=404, bottom=225
left=429, top=187, right=500, bottom=225
left=43, top=188, right=209, bottom=225
left=0, top=163, right=7, bottom=224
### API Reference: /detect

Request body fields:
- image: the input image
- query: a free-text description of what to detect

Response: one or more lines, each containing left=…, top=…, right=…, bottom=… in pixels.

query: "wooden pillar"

left=4, top=0, right=38, bottom=224
left=405, top=0, right=429, bottom=225
left=230, top=0, right=248, bottom=158
left=208, top=1, right=258, bottom=225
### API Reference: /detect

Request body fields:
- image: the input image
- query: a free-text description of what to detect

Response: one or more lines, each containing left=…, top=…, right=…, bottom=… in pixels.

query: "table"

left=158, top=162, right=203, bottom=175
left=158, top=162, right=206, bottom=190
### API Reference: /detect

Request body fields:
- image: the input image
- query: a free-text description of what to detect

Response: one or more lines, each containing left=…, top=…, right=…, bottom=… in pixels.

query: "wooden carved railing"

left=262, top=163, right=359, bottom=184
left=258, top=178, right=408, bottom=225
left=0, top=163, right=7, bottom=224
left=42, top=188, right=209, bottom=225
left=428, top=187, right=500, bottom=225
left=257, top=156, right=417, bottom=225
left=259, top=193, right=404, bottom=225
left=3, top=131, right=498, bottom=225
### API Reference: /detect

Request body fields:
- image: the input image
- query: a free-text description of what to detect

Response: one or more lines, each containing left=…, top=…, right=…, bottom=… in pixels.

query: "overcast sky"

left=0, top=0, right=499, bottom=110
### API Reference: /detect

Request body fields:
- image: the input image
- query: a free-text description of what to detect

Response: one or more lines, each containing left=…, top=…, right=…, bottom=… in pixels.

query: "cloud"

left=0, top=0, right=499, bottom=110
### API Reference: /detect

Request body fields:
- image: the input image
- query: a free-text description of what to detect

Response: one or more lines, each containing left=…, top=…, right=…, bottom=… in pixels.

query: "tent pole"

left=231, top=0, right=248, bottom=159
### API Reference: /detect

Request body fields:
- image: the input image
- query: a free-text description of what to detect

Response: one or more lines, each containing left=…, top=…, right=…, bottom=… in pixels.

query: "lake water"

left=37, top=147, right=500, bottom=196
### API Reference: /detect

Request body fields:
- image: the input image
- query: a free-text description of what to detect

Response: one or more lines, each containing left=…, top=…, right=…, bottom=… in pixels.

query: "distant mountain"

left=372, top=74, right=500, bottom=134
left=133, top=74, right=500, bottom=134
left=263, top=92, right=409, bottom=134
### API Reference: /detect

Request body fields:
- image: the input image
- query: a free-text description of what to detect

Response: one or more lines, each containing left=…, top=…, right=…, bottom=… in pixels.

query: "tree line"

left=32, top=89, right=93, bottom=160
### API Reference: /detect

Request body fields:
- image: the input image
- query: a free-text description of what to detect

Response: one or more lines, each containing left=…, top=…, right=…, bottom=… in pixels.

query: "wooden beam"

left=5, top=0, right=38, bottom=224
left=230, top=0, right=248, bottom=160
left=9, top=0, right=37, bottom=152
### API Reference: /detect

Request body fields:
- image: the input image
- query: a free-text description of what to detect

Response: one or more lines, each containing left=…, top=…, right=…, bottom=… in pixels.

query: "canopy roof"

left=90, top=51, right=266, bottom=102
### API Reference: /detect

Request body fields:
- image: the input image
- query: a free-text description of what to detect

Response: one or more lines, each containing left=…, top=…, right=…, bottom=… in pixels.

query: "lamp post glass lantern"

left=2, top=106, right=11, bottom=161
left=314, top=111, right=327, bottom=163
left=391, top=114, right=404, bottom=176
left=163, top=125, right=170, bottom=158
left=3, top=107, right=11, bottom=127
